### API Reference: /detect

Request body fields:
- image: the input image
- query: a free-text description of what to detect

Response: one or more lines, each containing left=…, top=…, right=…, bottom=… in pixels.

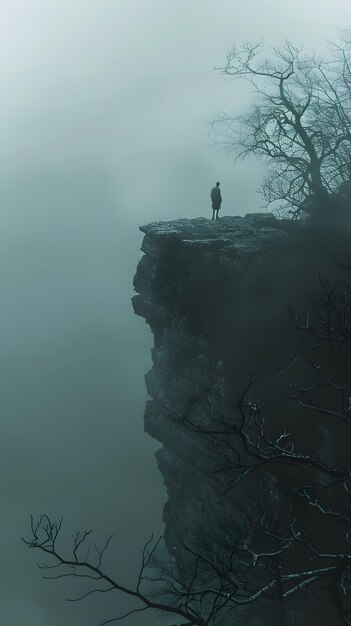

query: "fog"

left=0, top=1, right=350, bottom=625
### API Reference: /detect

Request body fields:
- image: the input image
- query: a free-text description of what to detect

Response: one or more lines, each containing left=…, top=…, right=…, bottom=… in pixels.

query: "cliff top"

left=140, top=213, right=298, bottom=257
left=133, top=211, right=347, bottom=334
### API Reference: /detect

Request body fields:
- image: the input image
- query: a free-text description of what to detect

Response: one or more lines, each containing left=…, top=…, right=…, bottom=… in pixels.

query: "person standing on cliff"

left=210, top=181, right=222, bottom=220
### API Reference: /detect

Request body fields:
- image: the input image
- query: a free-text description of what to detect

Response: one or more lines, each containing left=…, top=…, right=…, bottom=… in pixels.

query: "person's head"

left=216, top=181, right=220, bottom=187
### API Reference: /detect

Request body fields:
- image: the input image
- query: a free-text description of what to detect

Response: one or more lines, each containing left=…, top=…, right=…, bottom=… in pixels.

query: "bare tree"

left=24, top=269, right=351, bottom=625
left=24, top=270, right=351, bottom=625
left=23, top=515, right=210, bottom=626
left=213, top=36, right=351, bottom=217
left=24, top=512, right=318, bottom=626
left=26, top=504, right=346, bottom=626
left=175, top=275, right=351, bottom=624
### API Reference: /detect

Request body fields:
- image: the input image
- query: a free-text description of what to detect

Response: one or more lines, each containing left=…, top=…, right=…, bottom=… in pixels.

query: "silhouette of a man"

left=210, top=182, right=222, bottom=220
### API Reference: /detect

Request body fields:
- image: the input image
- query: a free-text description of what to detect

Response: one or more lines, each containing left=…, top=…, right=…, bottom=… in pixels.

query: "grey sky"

left=1, top=1, right=350, bottom=625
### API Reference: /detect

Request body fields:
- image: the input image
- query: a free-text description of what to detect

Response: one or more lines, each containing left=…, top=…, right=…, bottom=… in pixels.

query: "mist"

left=1, top=1, right=350, bottom=625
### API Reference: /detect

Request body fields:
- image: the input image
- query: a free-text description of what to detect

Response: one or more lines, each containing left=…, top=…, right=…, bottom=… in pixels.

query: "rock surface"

left=132, top=213, right=347, bottom=625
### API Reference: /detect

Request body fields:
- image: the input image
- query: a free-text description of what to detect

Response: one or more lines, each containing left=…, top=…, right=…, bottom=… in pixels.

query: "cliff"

left=132, top=213, right=351, bottom=626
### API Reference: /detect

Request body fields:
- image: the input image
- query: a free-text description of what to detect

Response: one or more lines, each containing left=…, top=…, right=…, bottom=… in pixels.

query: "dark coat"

left=211, top=186, right=222, bottom=210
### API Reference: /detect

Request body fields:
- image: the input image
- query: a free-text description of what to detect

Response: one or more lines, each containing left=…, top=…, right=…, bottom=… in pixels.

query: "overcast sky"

left=1, top=2, right=350, bottom=625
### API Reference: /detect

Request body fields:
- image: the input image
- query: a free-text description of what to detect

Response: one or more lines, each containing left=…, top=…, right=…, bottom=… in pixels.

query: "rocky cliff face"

left=132, top=214, right=350, bottom=625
